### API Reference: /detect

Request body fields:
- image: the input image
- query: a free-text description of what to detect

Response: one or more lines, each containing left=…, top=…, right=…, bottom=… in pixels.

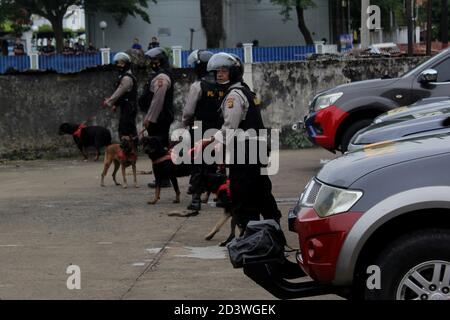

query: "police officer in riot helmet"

left=104, top=52, right=138, bottom=143
left=182, top=49, right=229, bottom=211
left=142, top=47, right=175, bottom=188
left=203, top=52, right=282, bottom=230
left=142, top=47, right=174, bottom=147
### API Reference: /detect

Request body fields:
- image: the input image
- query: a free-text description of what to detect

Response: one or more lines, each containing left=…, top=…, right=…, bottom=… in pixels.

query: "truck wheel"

left=364, top=229, right=450, bottom=300
left=340, top=119, right=373, bottom=153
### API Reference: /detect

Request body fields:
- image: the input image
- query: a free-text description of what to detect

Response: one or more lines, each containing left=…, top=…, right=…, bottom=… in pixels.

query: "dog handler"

left=182, top=49, right=229, bottom=211
left=204, top=52, right=282, bottom=230
left=103, top=52, right=138, bottom=142
left=143, top=47, right=175, bottom=188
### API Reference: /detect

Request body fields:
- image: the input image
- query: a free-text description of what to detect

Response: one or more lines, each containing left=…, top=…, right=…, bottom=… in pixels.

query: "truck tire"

left=364, top=229, right=450, bottom=300
left=340, top=119, right=373, bottom=153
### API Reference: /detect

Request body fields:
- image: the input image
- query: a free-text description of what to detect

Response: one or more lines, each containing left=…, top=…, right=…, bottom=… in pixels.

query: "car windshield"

left=401, top=49, right=450, bottom=78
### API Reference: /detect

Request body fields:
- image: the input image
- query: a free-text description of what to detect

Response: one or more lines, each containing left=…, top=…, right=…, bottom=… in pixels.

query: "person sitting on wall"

left=74, top=39, right=85, bottom=55
left=132, top=38, right=143, bottom=51
left=62, top=40, right=75, bottom=55
left=148, top=36, right=160, bottom=50
left=86, top=42, right=97, bottom=54
left=40, top=39, right=56, bottom=56
left=13, top=38, right=25, bottom=56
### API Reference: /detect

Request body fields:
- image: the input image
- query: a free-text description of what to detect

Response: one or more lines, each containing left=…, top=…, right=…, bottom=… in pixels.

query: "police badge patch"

left=226, top=98, right=234, bottom=108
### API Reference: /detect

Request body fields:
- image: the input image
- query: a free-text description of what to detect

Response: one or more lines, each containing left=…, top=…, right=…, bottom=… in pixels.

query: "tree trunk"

left=295, top=5, right=314, bottom=45
left=441, top=0, right=448, bottom=47
left=406, top=0, right=414, bottom=56
left=48, top=14, right=65, bottom=53
left=426, top=0, right=432, bottom=55
left=200, top=0, right=224, bottom=48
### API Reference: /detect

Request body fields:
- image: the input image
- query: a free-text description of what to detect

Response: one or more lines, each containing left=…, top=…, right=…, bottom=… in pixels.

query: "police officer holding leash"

left=140, top=47, right=175, bottom=188
left=182, top=49, right=229, bottom=211
left=201, top=52, right=282, bottom=230
left=103, top=52, right=138, bottom=143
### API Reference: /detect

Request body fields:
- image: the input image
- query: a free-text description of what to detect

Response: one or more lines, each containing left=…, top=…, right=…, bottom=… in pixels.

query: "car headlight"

left=314, top=184, right=363, bottom=218
left=315, top=92, right=343, bottom=111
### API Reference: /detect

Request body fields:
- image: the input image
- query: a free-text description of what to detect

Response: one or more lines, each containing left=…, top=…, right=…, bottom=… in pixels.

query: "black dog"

left=142, top=136, right=238, bottom=246
left=141, top=136, right=191, bottom=205
left=59, top=123, right=112, bottom=161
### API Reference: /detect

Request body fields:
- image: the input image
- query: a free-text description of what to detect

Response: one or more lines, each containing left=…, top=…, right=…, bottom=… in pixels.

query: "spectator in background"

left=40, top=38, right=56, bottom=56
left=236, top=42, right=243, bottom=48
left=62, top=40, right=75, bottom=55
left=148, top=36, right=160, bottom=50
left=252, top=39, right=259, bottom=47
left=1, top=39, right=9, bottom=56
left=86, top=42, right=97, bottom=54
left=132, top=38, right=143, bottom=51
left=13, top=38, right=25, bottom=56
left=74, top=39, right=85, bottom=55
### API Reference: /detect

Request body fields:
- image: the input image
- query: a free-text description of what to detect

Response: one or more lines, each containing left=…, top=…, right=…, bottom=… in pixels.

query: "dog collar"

left=73, top=124, right=87, bottom=138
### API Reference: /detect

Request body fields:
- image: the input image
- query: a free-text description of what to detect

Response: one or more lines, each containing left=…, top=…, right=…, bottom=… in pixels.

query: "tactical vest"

left=194, top=80, right=227, bottom=131
left=115, top=72, right=138, bottom=108
left=148, top=70, right=175, bottom=125
left=227, top=84, right=265, bottom=132
left=227, top=84, right=269, bottom=167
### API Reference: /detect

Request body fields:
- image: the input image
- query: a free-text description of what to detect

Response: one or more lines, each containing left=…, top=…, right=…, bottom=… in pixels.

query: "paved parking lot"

left=0, top=148, right=341, bottom=300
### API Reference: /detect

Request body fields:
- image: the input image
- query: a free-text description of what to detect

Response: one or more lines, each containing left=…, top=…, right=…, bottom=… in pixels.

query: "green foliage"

left=266, top=0, right=316, bottom=21
left=84, top=0, right=156, bottom=26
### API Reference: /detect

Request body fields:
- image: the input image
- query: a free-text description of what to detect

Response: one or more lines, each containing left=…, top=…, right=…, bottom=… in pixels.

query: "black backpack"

left=138, top=79, right=152, bottom=114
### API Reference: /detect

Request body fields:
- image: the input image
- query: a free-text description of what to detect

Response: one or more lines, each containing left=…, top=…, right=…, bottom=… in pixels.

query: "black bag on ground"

left=227, top=220, right=287, bottom=269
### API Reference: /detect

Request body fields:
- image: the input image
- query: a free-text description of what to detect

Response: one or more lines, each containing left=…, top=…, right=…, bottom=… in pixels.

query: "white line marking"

left=132, top=262, right=146, bottom=267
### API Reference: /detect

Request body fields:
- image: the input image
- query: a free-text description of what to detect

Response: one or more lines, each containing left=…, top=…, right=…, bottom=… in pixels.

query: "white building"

left=86, top=0, right=330, bottom=51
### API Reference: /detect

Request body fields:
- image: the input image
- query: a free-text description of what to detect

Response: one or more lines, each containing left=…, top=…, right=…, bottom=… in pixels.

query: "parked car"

left=347, top=98, right=450, bottom=152
left=234, top=130, right=450, bottom=300
left=302, top=47, right=450, bottom=153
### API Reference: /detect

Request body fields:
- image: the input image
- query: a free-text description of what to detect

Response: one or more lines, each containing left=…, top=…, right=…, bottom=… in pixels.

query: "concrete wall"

left=0, top=57, right=426, bottom=159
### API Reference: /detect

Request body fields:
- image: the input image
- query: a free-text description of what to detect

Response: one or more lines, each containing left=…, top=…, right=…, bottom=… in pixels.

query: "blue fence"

left=0, top=45, right=318, bottom=74
left=0, top=53, right=106, bottom=74
left=253, top=45, right=316, bottom=62
left=181, top=45, right=315, bottom=68
left=0, top=55, right=30, bottom=74
left=181, top=47, right=244, bottom=68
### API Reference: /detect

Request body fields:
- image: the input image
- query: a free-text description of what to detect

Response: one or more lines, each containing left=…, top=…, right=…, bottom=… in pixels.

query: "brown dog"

left=101, top=136, right=138, bottom=189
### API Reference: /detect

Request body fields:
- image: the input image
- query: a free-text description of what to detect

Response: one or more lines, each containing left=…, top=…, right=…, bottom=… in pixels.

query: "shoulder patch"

left=226, top=98, right=234, bottom=109
left=157, top=79, right=164, bottom=88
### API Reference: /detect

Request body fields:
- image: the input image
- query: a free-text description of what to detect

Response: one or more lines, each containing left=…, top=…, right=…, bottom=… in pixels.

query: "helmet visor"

left=207, top=53, right=240, bottom=72
left=187, top=50, right=200, bottom=67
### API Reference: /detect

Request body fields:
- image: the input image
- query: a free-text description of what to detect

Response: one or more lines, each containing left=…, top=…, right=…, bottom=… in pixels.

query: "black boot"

left=187, top=194, right=201, bottom=211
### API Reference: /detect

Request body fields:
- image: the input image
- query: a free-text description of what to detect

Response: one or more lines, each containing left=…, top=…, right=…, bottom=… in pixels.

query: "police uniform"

left=105, top=70, right=138, bottom=139
left=144, top=71, right=174, bottom=148
left=182, top=76, right=228, bottom=200
left=214, top=82, right=281, bottom=228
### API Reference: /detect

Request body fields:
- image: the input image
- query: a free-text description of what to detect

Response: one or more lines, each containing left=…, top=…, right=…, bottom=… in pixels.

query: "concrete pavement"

left=0, top=149, right=341, bottom=300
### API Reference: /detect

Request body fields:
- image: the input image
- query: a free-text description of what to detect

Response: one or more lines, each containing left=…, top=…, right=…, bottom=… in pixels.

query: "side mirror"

left=292, top=121, right=303, bottom=131
left=419, top=69, right=438, bottom=84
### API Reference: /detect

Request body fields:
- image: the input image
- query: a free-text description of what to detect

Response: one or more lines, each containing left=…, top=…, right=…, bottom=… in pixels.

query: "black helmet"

left=113, top=52, right=132, bottom=72
left=207, top=52, right=244, bottom=83
left=145, top=47, right=170, bottom=71
left=187, top=49, right=214, bottom=78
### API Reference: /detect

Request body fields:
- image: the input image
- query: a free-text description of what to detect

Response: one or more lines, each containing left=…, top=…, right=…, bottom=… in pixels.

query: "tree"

left=200, top=0, right=224, bottom=48
left=265, top=0, right=316, bottom=45
left=0, top=0, right=154, bottom=52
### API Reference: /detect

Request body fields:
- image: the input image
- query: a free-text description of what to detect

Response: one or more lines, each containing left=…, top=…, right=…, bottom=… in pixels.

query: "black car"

left=348, top=98, right=450, bottom=151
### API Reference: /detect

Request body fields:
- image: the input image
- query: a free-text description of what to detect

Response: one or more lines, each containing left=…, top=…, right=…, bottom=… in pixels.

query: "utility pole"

left=361, top=0, right=370, bottom=48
